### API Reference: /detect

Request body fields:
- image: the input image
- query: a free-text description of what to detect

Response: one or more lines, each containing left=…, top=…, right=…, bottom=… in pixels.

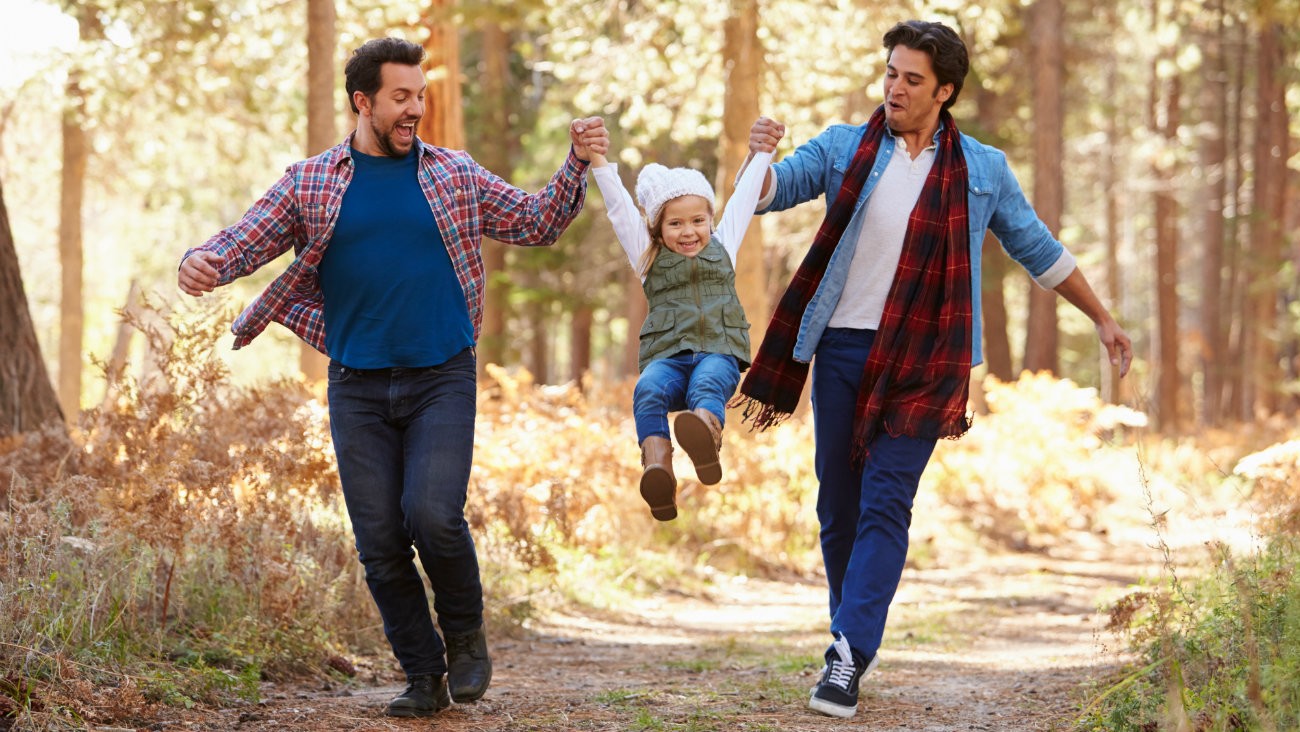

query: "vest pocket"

left=722, top=303, right=750, bottom=329
left=640, top=309, right=676, bottom=338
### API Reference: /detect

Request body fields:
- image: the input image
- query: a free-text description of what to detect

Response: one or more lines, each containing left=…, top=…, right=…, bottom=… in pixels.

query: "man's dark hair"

left=344, top=38, right=425, bottom=114
left=883, top=20, right=969, bottom=113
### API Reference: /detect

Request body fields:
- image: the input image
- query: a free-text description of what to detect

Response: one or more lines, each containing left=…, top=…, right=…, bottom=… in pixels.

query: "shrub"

left=1081, top=537, right=1300, bottom=731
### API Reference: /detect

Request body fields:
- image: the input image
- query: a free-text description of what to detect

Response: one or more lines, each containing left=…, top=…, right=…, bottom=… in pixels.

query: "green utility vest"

left=639, top=236, right=751, bottom=373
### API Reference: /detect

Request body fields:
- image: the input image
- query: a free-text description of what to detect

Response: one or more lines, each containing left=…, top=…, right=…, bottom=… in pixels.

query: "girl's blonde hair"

left=636, top=209, right=667, bottom=279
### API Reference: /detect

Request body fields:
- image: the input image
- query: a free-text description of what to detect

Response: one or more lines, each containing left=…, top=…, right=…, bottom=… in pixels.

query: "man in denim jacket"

left=734, top=20, right=1132, bottom=719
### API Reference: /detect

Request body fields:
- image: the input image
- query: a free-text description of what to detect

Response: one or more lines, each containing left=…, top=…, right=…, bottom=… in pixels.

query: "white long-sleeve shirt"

left=591, top=151, right=774, bottom=281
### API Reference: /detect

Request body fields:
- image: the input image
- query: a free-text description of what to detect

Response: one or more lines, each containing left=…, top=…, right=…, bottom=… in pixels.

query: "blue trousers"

left=327, top=347, right=483, bottom=678
left=811, top=328, right=937, bottom=659
left=632, top=352, right=741, bottom=443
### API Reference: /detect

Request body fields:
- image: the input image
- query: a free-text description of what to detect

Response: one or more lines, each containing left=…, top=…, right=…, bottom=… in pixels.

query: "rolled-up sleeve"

left=987, top=159, right=1076, bottom=289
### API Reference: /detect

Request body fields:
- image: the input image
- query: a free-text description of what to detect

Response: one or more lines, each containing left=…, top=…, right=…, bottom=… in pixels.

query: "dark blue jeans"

left=632, top=352, right=741, bottom=443
left=811, top=328, right=937, bottom=660
left=327, top=347, right=483, bottom=678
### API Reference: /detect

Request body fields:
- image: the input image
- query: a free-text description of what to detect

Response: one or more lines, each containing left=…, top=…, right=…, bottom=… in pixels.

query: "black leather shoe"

left=385, top=673, right=451, bottom=717
left=445, top=627, right=492, bottom=702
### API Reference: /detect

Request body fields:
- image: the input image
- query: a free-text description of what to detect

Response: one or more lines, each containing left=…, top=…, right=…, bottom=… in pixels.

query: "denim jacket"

left=762, top=121, right=1076, bottom=366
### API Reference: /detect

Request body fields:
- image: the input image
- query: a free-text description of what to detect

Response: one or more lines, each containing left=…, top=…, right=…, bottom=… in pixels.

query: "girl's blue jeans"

left=811, top=328, right=937, bottom=660
left=632, top=351, right=740, bottom=443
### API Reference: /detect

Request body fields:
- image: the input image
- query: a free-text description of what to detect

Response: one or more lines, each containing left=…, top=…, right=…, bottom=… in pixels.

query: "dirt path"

left=116, top=529, right=1174, bottom=732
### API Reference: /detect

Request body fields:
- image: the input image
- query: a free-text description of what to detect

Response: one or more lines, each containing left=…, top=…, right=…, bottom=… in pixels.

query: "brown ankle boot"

left=673, top=408, right=722, bottom=485
left=639, top=436, right=677, bottom=521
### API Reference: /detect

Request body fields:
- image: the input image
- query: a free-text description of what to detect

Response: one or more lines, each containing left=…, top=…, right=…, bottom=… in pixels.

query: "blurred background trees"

left=0, top=0, right=1296, bottom=432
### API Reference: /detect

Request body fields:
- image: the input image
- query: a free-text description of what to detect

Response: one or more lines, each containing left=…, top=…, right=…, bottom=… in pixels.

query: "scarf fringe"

left=728, top=394, right=794, bottom=432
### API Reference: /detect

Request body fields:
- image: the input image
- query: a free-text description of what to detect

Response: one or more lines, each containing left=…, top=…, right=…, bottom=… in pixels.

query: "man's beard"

left=371, top=118, right=417, bottom=157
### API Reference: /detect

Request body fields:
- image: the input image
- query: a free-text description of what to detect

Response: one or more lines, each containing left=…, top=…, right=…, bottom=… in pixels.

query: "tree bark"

left=1246, top=21, right=1288, bottom=416
left=1223, top=15, right=1248, bottom=419
left=980, top=233, right=1014, bottom=381
left=476, top=22, right=512, bottom=375
left=1152, top=20, right=1183, bottom=432
left=1023, top=0, right=1063, bottom=375
left=58, top=6, right=99, bottom=421
left=1101, top=62, right=1125, bottom=405
left=301, top=0, right=336, bottom=381
left=418, top=0, right=465, bottom=150
left=720, top=0, right=768, bottom=351
left=0, top=177, right=64, bottom=437
left=1197, top=0, right=1227, bottom=424
left=570, top=304, right=593, bottom=384
left=623, top=273, right=647, bottom=380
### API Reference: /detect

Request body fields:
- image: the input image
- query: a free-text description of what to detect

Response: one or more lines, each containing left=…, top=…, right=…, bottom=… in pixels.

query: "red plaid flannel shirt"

left=184, top=132, right=588, bottom=354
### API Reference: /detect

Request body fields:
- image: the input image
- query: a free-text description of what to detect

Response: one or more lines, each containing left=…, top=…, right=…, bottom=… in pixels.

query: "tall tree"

left=1022, top=0, right=1063, bottom=374
left=475, top=20, right=513, bottom=375
left=301, top=0, right=336, bottom=382
left=1150, top=0, right=1183, bottom=431
left=58, top=3, right=103, bottom=421
left=0, top=177, right=64, bottom=437
left=1223, top=12, right=1249, bottom=420
left=1245, top=19, right=1290, bottom=416
left=1197, top=0, right=1228, bottom=424
left=418, top=0, right=465, bottom=149
left=1101, top=60, right=1126, bottom=405
left=719, top=0, right=768, bottom=351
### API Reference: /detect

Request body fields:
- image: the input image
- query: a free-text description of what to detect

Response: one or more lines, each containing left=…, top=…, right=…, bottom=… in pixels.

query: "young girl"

left=586, top=122, right=782, bottom=521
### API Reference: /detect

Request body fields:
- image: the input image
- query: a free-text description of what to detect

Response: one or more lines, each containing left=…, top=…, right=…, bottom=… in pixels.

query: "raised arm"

left=587, top=150, right=652, bottom=274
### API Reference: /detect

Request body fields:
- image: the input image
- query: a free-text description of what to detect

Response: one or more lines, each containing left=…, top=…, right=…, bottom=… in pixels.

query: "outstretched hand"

left=749, top=116, right=786, bottom=154
left=569, top=117, right=609, bottom=162
left=178, top=250, right=223, bottom=296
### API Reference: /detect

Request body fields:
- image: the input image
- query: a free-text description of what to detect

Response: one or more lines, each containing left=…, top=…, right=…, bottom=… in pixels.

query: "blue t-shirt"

left=318, top=147, right=474, bottom=368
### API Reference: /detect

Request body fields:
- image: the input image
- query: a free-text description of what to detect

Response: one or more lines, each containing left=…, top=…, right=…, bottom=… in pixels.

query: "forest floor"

left=94, top=502, right=1255, bottom=732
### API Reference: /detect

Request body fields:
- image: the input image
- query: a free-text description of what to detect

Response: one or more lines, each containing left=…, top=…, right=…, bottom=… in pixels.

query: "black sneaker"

left=385, top=673, right=451, bottom=717
left=808, top=633, right=878, bottom=718
left=446, top=626, right=493, bottom=702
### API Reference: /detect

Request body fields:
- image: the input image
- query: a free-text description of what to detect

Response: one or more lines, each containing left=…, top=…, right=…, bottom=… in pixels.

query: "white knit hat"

left=635, top=163, right=716, bottom=226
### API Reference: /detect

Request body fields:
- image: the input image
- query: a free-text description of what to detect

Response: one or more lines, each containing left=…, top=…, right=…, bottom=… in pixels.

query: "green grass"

left=1079, top=537, right=1300, bottom=731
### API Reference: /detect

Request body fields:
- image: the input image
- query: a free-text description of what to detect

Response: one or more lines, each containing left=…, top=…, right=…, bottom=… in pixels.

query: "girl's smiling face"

left=657, top=195, right=714, bottom=257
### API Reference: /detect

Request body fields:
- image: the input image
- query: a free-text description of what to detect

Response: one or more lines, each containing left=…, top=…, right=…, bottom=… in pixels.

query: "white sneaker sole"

left=808, top=696, right=858, bottom=718
left=807, top=653, right=879, bottom=718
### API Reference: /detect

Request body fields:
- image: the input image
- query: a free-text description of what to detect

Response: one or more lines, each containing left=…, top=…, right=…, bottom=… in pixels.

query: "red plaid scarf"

left=733, top=106, right=973, bottom=463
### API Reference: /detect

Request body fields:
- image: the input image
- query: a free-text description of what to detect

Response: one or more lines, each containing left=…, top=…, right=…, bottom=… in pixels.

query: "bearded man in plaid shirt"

left=179, top=37, right=608, bottom=718
left=732, top=21, right=1133, bottom=720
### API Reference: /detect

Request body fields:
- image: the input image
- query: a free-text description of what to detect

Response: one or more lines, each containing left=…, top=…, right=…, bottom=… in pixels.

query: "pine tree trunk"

left=476, top=22, right=513, bottom=375
left=1223, top=16, right=1248, bottom=420
left=1022, top=0, right=1063, bottom=375
left=1246, top=22, right=1288, bottom=416
left=301, top=0, right=336, bottom=381
left=418, top=0, right=465, bottom=150
left=1102, top=62, right=1126, bottom=405
left=1151, top=9, right=1183, bottom=432
left=58, top=8, right=96, bottom=421
left=720, top=0, right=768, bottom=351
left=0, top=177, right=64, bottom=437
left=1197, top=0, right=1227, bottom=424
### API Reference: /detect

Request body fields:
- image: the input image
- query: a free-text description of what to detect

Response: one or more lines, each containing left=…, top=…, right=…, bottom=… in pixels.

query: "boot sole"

left=639, top=465, right=677, bottom=521
left=386, top=707, right=440, bottom=718
left=672, top=412, right=721, bottom=485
